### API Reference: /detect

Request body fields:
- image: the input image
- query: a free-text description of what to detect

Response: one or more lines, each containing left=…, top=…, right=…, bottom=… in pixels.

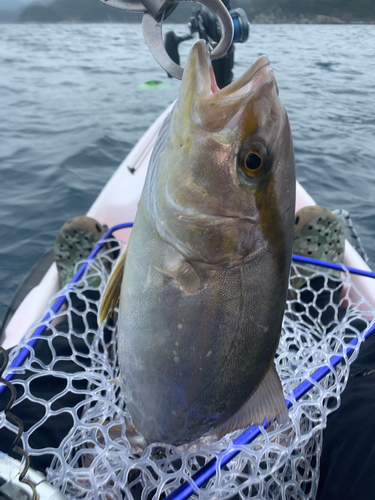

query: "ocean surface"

left=0, top=23, right=374, bottom=322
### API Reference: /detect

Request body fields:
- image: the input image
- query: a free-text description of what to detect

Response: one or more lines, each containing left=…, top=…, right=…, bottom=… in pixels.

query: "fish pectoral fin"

left=154, top=260, right=201, bottom=295
left=214, top=363, right=288, bottom=439
left=98, top=248, right=127, bottom=324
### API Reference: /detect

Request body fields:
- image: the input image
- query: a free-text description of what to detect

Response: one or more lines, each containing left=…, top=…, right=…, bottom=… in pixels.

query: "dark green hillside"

left=16, top=0, right=200, bottom=23
left=52, top=0, right=142, bottom=22
left=282, top=0, right=375, bottom=18
left=18, top=0, right=143, bottom=23
left=245, top=0, right=375, bottom=21
left=14, top=0, right=375, bottom=24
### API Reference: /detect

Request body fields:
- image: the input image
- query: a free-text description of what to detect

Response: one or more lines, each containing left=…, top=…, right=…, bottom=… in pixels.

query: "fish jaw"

left=171, top=39, right=274, bottom=136
left=152, top=40, right=295, bottom=268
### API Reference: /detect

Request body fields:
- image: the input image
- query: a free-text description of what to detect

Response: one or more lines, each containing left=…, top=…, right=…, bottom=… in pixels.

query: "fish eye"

left=238, top=142, right=269, bottom=179
left=245, top=152, right=262, bottom=172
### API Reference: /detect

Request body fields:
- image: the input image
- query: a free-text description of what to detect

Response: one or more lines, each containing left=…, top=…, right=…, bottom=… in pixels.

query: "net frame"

left=0, top=223, right=374, bottom=500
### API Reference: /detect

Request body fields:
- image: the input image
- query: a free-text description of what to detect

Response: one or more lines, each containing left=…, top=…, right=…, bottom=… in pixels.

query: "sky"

left=2, top=0, right=52, bottom=11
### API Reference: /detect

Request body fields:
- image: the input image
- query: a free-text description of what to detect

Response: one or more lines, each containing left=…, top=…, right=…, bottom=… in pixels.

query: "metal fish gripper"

left=99, top=0, right=234, bottom=80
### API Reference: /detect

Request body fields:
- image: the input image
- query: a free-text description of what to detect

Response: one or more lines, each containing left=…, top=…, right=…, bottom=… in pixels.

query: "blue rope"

left=292, top=254, right=375, bottom=280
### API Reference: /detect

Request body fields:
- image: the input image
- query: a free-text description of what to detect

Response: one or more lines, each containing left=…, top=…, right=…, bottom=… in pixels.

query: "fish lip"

left=191, top=42, right=276, bottom=131
left=193, top=40, right=272, bottom=98
left=210, top=57, right=272, bottom=98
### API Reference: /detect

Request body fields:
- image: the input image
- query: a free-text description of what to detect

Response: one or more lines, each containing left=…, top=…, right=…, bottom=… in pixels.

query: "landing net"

left=0, top=234, right=374, bottom=500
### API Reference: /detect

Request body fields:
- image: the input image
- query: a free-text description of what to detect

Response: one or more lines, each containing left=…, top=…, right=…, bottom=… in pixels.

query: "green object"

left=54, top=216, right=110, bottom=288
left=292, top=205, right=345, bottom=290
left=137, top=80, right=171, bottom=90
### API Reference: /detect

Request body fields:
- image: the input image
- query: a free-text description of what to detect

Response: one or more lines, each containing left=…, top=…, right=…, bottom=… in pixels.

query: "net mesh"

left=0, top=235, right=374, bottom=500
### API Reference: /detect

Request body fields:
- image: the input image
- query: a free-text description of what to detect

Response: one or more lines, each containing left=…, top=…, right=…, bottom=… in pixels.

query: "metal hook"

left=142, top=0, right=234, bottom=80
left=100, top=0, right=234, bottom=80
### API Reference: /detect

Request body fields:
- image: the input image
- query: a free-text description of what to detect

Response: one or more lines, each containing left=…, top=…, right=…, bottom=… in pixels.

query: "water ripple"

left=0, top=23, right=375, bottom=319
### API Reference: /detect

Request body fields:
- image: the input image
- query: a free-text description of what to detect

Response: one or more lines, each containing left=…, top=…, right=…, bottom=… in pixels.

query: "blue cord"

left=292, top=254, right=375, bottom=280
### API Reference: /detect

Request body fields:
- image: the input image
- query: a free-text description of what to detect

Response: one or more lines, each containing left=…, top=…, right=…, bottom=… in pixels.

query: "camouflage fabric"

left=292, top=205, right=345, bottom=290
left=54, top=216, right=108, bottom=288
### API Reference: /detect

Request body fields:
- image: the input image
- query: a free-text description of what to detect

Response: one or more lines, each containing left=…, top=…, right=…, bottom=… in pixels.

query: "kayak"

left=1, top=105, right=375, bottom=500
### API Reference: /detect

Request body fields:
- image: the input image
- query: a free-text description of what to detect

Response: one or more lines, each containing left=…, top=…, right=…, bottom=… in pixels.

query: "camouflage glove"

left=292, top=205, right=345, bottom=290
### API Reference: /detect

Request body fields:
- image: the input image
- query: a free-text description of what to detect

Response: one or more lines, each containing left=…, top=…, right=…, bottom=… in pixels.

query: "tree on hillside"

left=247, top=0, right=375, bottom=19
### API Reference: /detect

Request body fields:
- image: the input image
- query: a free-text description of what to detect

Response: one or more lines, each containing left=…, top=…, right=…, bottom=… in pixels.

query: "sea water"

left=0, top=23, right=374, bottom=320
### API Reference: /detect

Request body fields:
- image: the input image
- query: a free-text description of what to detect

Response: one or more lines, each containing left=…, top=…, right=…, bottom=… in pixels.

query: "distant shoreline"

left=2, top=0, right=375, bottom=25
left=3, top=20, right=375, bottom=25
left=4, top=17, right=375, bottom=25
left=250, top=14, right=375, bottom=24
left=1, top=8, right=375, bottom=25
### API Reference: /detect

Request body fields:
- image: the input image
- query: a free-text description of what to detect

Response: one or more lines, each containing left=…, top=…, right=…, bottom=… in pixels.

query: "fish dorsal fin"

left=214, top=363, right=288, bottom=439
left=154, top=260, right=201, bottom=295
left=98, top=248, right=127, bottom=324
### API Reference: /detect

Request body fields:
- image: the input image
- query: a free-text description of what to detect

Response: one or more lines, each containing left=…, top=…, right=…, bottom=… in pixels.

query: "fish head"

left=153, top=40, right=295, bottom=268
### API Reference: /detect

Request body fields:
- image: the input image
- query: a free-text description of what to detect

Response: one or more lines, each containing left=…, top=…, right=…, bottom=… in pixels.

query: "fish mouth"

left=184, top=40, right=277, bottom=133
left=208, top=50, right=271, bottom=98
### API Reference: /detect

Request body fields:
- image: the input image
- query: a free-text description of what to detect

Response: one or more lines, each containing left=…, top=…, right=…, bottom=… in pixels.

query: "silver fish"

left=100, top=40, right=295, bottom=446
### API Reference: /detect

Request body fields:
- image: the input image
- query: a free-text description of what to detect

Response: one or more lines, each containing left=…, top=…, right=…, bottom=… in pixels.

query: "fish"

left=99, top=40, right=296, bottom=446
